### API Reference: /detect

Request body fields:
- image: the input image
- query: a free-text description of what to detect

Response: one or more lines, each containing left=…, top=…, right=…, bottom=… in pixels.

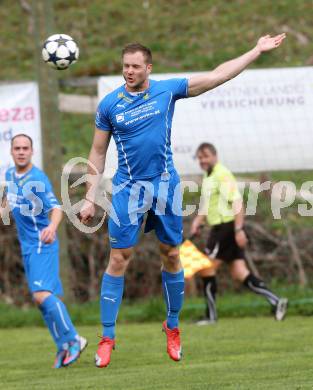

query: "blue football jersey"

left=95, top=78, right=188, bottom=180
left=5, top=166, right=60, bottom=255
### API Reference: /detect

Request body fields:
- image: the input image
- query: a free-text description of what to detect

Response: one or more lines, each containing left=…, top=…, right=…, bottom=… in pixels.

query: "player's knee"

left=109, top=249, right=132, bottom=274
left=33, top=291, right=51, bottom=305
left=230, top=260, right=249, bottom=282
left=161, top=245, right=181, bottom=270
left=167, top=247, right=180, bottom=264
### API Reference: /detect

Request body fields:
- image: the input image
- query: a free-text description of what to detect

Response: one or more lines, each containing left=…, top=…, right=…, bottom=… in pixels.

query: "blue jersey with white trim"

left=95, top=78, right=188, bottom=180
left=5, top=166, right=60, bottom=255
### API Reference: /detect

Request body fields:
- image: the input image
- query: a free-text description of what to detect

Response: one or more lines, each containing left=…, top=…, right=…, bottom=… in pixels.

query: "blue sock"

left=40, top=295, right=78, bottom=350
left=100, top=273, right=124, bottom=339
left=39, top=305, right=63, bottom=351
left=162, top=270, right=185, bottom=329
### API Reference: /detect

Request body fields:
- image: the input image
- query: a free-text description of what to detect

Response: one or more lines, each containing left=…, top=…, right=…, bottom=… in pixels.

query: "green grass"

left=1, top=318, right=313, bottom=389
left=2, top=286, right=313, bottom=328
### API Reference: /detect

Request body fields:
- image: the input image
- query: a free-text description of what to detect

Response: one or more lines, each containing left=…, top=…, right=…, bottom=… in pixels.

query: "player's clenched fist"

left=80, top=199, right=96, bottom=224
left=40, top=224, right=57, bottom=243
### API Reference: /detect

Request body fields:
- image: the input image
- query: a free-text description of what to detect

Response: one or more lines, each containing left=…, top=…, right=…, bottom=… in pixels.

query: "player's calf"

left=197, top=275, right=218, bottom=325
left=243, top=273, right=288, bottom=320
left=161, top=268, right=184, bottom=361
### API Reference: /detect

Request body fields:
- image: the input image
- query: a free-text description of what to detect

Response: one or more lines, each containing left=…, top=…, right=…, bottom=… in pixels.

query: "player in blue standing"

left=80, top=34, right=286, bottom=367
left=1, top=134, right=87, bottom=368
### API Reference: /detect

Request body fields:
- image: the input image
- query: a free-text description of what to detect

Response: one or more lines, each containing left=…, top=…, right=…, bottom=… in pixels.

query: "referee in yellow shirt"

left=190, top=143, right=288, bottom=324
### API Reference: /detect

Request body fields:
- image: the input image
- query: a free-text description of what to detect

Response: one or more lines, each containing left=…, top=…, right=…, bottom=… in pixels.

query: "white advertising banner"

left=0, top=82, right=42, bottom=181
left=98, top=67, right=313, bottom=176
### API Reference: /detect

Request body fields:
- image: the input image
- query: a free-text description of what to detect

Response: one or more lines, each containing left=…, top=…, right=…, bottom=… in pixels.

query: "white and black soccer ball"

left=42, top=34, right=79, bottom=70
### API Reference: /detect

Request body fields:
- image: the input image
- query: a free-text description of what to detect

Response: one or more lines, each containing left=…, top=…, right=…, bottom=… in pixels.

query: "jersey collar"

left=123, top=80, right=151, bottom=99
left=14, top=165, right=34, bottom=181
left=205, top=162, right=220, bottom=178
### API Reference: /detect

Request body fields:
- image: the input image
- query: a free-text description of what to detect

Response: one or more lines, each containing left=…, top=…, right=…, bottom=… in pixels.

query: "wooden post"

left=32, top=0, right=72, bottom=299
left=286, top=222, right=308, bottom=287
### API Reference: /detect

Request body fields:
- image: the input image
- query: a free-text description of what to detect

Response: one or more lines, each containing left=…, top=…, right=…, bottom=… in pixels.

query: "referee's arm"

left=190, top=214, right=206, bottom=238
left=233, top=199, right=248, bottom=248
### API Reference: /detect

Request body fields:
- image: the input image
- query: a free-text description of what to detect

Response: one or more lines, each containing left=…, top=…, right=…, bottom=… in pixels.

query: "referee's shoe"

left=275, top=298, right=288, bottom=321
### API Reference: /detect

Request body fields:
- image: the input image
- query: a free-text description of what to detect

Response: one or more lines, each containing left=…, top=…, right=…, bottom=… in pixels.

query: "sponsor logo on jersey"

left=116, top=113, right=125, bottom=123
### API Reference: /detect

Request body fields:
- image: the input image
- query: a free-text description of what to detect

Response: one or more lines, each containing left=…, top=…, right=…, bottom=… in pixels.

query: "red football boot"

left=162, top=321, right=182, bottom=361
left=95, top=336, right=115, bottom=368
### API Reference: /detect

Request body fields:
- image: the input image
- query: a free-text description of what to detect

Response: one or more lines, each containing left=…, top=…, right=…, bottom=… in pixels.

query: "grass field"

left=3, top=286, right=313, bottom=328
left=1, top=317, right=313, bottom=389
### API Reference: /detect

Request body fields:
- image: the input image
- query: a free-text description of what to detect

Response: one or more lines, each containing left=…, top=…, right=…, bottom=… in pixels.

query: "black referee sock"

left=202, top=276, right=218, bottom=321
left=243, top=273, right=279, bottom=307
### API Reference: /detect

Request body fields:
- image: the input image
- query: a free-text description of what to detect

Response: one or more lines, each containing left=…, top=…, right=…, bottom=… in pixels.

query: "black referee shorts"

left=205, top=221, right=245, bottom=263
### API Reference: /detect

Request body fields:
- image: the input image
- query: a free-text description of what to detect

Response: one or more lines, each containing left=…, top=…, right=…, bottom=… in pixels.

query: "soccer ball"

left=42, top=34, right=79, bottom=70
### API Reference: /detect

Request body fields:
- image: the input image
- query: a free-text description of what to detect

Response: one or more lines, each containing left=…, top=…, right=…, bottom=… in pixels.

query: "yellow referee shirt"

left=199, top=162, right=241, bottom=226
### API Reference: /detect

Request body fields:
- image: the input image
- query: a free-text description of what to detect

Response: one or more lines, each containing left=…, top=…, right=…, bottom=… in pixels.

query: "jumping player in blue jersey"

left=1, top=134, right=87, bottom=368
left=80, top=34, right=286, bottom=367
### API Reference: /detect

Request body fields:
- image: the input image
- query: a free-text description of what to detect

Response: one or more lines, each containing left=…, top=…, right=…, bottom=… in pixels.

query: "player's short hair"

left=122, top=43, right=152, bottom=64
left=11, top=133, right=33, bottom=148
left=196, top=142, right=217, bottom=155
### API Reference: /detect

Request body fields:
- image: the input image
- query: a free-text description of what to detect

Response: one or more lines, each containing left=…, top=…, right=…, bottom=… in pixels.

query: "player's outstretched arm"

left=80, top=128, right=111, bottom=224
left=188, top=33, right=286, bottom=97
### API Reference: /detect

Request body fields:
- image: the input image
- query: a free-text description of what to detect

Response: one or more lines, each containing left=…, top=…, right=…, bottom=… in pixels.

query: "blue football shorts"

left=22, top=242, right=63, bottom=296
left=108, top=169, right=183, bottom=248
